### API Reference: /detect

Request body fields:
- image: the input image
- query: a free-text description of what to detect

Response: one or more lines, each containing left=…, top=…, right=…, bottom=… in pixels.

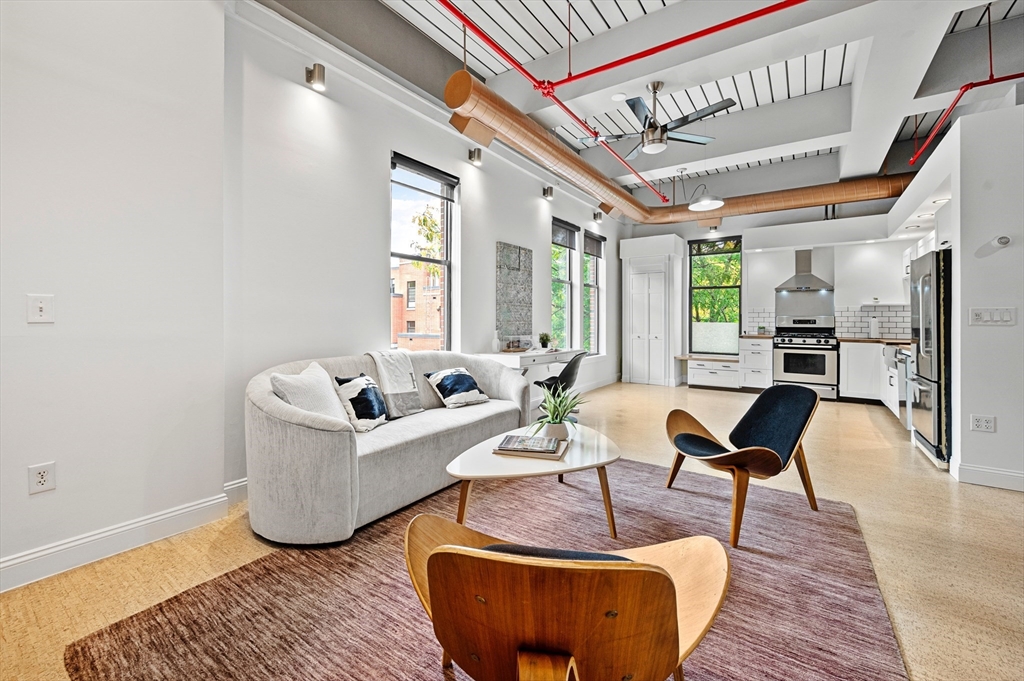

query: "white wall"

left=953, top=107, right=1024, bottom=490
left=0, top=0, right=227, bottom=588
left=222, top=6, right=625, bottom=484
left=833, top=241, right=907, bottom=307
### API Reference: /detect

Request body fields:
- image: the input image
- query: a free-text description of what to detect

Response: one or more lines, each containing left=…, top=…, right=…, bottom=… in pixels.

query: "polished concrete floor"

left=2, top=383, right=1022, bottom=680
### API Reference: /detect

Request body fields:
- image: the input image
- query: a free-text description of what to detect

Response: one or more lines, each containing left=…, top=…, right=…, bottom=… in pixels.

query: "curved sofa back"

left=246, top=351, right=528, bottom=424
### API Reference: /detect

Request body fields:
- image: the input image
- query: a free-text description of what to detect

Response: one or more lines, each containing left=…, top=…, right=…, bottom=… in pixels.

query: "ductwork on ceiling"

left=444, top=71, right=915, bottom=225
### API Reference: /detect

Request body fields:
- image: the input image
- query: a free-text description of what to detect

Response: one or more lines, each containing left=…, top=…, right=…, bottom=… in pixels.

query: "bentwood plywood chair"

left=404, top=513, right=729, bottom=681
left=665, top=384, right=820, bottom=548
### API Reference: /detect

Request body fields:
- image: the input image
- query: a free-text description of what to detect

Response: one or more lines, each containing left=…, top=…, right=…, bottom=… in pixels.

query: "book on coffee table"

left=493, top=435, right=568, bottom=460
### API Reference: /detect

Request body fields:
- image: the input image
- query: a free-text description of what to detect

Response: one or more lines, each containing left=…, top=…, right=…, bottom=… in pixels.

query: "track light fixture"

left=593, top=211, right=603, bottom=223
left=468, top=148, right=482, bottom=166
left=543, top=186, right=554, bottom=201
left=305, top=63, right=326, bottom=92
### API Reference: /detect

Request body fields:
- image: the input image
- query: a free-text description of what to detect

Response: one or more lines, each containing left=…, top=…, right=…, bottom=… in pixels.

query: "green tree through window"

left=690, top=238, right=741, bottom=354
left=551, top=243, right=570, bottom=349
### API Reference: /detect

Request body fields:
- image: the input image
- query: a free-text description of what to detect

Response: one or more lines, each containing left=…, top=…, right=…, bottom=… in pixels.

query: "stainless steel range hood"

left=775, top=250, right=834, bottom=291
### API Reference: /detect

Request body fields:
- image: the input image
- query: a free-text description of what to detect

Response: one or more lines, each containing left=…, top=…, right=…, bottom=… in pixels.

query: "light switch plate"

left=26, top=294, right=55, bottom=323
left=968, top=307, right=1016, bottom=326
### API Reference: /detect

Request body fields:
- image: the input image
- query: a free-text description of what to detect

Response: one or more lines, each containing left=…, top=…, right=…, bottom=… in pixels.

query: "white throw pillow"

left=270, top=362, right=347, bottom=421
left=334, top=374, right=389, bottom=432
left=424, top=368, right=489, bottom=409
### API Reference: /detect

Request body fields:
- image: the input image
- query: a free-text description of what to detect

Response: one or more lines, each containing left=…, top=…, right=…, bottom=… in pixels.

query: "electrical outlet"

left=28, top=462, right=56, bottom=494
left=970, top=415, right=996, bottom=433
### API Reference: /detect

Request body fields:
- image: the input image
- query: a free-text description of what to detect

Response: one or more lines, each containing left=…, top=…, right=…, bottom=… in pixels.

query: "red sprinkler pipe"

left=908, top=72, right=1024, bottom=165
left=436, top=0, right=669, bottom=201
left=548, top=0, right=808, bottom=89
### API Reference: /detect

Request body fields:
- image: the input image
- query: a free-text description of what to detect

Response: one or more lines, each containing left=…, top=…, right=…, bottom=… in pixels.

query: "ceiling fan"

left=579, top=81, right=735, bottom=160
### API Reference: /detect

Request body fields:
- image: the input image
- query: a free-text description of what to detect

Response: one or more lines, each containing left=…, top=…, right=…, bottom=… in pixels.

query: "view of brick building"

left=390, top=258, right=446, bottom=351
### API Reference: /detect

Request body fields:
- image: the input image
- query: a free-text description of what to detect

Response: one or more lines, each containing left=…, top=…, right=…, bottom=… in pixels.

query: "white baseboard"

left=0, top=494, right=228, bottom=593
left=224, top=477, right=248, bottom=505
left=956, top=463, right=1024, bottom=491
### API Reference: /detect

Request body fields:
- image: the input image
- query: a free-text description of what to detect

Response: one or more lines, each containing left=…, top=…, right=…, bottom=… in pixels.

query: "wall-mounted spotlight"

left=543, top=186, right=554, bottom=201
left=468, top=148, right=483, bottom=166
left=305, top=63, right=326, bottom=92
left=593, top=211, right=603, bottom=223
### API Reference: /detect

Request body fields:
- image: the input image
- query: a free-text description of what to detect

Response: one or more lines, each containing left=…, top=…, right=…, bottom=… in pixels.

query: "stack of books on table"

left=493, top=434, right=569, bottom=460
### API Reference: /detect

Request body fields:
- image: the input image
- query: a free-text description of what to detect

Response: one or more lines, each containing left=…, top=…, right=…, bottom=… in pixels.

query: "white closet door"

left=630, top=273, right=650, bottom=383
left=647, top=272, right=667, bottom=384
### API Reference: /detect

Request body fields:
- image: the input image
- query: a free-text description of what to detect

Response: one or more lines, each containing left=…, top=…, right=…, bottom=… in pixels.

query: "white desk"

left=477, top=348, right=583, bottom=370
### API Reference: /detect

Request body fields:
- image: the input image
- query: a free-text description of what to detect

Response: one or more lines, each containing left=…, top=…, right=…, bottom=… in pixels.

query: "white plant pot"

left=535, top=422, right=572, bottom=441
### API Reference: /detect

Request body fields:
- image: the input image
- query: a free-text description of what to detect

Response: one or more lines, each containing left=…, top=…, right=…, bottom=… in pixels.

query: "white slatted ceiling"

left=948, top=0, right=1022, bottom=33
left=622, top=148, right=841, bottom=190
left=893, top=109, right=954, bottom=143
left=383, top=0, right=682, bottom=76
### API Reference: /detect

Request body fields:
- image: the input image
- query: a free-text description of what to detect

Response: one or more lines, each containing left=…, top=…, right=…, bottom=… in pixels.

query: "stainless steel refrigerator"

left=909, top=249, right=952, bottom=467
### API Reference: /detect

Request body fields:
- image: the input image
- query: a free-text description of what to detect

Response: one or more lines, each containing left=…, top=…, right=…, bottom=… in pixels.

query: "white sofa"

left=244, top=351, right=530, bottom=544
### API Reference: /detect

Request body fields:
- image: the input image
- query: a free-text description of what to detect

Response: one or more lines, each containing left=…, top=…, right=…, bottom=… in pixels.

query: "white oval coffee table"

left=446, top=425, right=622, bottom=538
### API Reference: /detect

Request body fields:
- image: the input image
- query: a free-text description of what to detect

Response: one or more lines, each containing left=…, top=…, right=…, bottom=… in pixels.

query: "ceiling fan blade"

left=624, top=141, right=644, bottom=160
left=577, top=132, right=640, bottom=144
left=625, top=97, right=653, bottom=128
left=666, top=131, right=715, bottom=145
left=665, top=98, right=737, bottom=132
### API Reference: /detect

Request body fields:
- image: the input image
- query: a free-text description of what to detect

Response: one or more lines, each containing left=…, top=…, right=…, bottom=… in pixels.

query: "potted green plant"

left=538, top=332, right=552, bottom=349
left=532, top=386, right=585, bottom=441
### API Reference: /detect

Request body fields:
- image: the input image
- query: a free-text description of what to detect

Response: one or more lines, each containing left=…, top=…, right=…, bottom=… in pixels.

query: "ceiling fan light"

left=642, top=141, right=668, bottom=155
left=689, top=194, right=724, bottom=211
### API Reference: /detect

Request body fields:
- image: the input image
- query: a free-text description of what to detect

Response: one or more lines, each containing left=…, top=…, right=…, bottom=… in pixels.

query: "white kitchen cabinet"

left=688, top=360, right=740, bottom=389
left=620, top=236, right=686, bottom=386
left=739, top=338, right=772, bottom=388
left=881, top=365, right=900, bottom=417
left=839, top=342, right=883, bottom=400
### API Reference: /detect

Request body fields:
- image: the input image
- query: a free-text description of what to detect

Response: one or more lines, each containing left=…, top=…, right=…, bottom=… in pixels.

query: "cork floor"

left=2, top=382, right=1022, bottom=680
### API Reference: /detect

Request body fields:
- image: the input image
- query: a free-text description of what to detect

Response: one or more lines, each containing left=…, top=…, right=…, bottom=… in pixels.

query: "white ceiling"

left=383, top=0, right=1024, bottom=203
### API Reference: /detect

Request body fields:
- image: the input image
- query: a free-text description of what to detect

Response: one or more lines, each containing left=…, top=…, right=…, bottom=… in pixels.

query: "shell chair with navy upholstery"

left=665, top=384, right=820, bottom=548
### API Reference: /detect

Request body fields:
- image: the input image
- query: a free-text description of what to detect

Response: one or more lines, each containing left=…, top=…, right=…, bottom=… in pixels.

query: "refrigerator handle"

left=918, top=273, right=932, bottom=357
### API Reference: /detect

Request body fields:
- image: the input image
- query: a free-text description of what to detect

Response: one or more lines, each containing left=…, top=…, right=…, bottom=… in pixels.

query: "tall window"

left=551, top=219, right=579, bottom=349
left=690, top=238, right=742, bottom=355
left=390, top=153, right=457, bottom=350
left=582, top=230, right=605, bottom=354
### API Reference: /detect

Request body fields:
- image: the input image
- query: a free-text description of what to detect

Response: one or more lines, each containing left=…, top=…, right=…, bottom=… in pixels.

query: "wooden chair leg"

left=666, top=451, right=685, bottom=488
left=517, top=651, right=577, bottom=681
left=441, top=650, right=452, bottom=668
left=557, top=473, right=564, bottom=483
left=456, top=480, right=474, bottom=524
left=793, top=444, right=818, bottom=511
left=729, top=468, right=750, bottom=548
left=674, top=664, right=684, bottom=680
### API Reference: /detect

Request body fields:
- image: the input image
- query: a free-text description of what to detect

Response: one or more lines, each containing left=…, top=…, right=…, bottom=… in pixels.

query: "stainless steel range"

left=773, top=250, right=839, bottom=399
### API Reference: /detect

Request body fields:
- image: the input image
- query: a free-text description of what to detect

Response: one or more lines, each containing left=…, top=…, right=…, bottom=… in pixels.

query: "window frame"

left=389, top=153, right=456, bottom=351
left=581, top=230, right=605, bottom=356
left=688, top=237, right=742, bottom=356
left=551, top=243, right=572, bottom=350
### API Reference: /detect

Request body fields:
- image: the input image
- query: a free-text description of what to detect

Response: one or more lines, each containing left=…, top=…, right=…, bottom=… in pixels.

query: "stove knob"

left=816, top=339, right=822, bottom=344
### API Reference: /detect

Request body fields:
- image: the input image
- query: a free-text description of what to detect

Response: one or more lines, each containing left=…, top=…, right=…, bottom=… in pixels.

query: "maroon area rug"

left=65, top=460, right=907, bottom=680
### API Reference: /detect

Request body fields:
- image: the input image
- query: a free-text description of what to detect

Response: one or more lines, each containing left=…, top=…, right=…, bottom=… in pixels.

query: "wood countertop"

left=675, top=355, right=740, bottom=363
left=740, top=334, right=773, bottom=339
left=838, top=338, right=912, bottom=346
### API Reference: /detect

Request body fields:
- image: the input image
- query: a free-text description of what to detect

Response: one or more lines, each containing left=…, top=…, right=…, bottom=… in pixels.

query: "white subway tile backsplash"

left=743, top=302, right=910, bottom=339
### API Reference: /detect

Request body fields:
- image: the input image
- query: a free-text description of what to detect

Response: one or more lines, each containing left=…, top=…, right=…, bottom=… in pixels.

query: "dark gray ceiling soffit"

left=257, top=0, right=483, bottom=103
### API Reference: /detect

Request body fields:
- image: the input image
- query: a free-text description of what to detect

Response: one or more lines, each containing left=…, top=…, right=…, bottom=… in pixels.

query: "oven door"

left=773, top=346, right=838, bottom=386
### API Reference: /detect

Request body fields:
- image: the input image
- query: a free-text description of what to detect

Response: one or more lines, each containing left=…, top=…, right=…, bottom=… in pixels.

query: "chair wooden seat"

left=404, top=513, right=730, bottom=681
left=666, top=384, right=819, bottom=548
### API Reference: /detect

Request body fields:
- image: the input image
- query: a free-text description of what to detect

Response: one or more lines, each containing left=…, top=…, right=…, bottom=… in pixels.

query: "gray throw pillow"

left=271, top=361, right=347, bottom=421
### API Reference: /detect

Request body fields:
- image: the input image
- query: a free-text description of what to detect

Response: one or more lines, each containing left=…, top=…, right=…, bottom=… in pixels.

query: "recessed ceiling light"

left=917, top=213, right=934, bottom=218
left=932, top=198, right=950, bottom=204
left=611, top=92, right=627, bottom=102
left=905, top=224, right=921, bottom=229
